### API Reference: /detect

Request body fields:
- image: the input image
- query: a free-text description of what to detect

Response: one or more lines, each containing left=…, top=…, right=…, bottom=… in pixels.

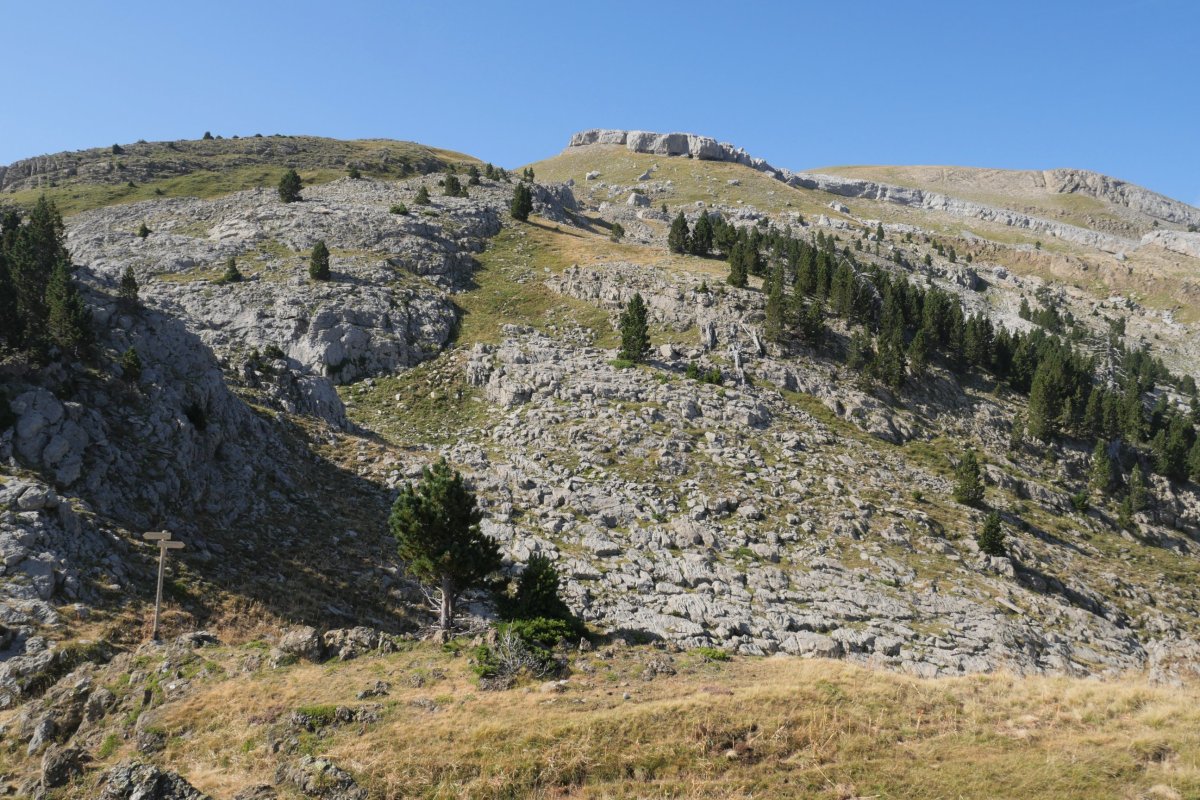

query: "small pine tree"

left=221, top=256, right=243, bottom=283
left=1128, top=463, right=1148, bottom=513
left=45, top=257, right=91, bottom=358
left=137, top=223, right=151, bottom=239
left=309, top=240, right=331, bottom=281
left=414, top=185, right=431, bottom=206
left=510, top=183, right=533, bottom=221
left=347, top=165, right=362, bottom=179
left=389, top=459, right=501, bottom=632
left=1089, top=440, right=1114, bottom=496
left=202, top=131, right=214, bottom=140
left=689, top=211, right=713, bottom=256
left=798, top=299, right=824, bottom=346
left=118, top=266, right=139, bottom=307
left=120, top=347, right=142, bottom=383
left=500, top=555, right=574, bottom=622
left=727, top=241, right=749, bottom=288
left=444, top=174, right=463, bottom=197
left=618, top=293, right=650, bottom=363
left=977, top=511, right=1005, bottom=557
left=609, top=222, right=625, bottom=242
left=112, top=143, right=124, bottom=155
left=953, top=450, right=985, bottom=506
left=390, top=203, right=409, bottom=215
left=278, top=169, right=303, bottom=203
left=668, top=213, right=690, bottom=254
left=467, top=165, right=481, bottom=186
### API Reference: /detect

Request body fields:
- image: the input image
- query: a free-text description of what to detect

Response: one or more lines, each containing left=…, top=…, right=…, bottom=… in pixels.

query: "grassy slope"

left=2, top=136, right=481, bottom=216
left=10, top=640, right=1195, bottom=799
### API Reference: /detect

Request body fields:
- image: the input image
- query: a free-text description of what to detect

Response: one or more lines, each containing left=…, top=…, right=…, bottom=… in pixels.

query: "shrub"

left=1070, top=492, right=1089, bottom=513
left=309, top=240, right=331, bottom=281
left=414, top=186, right=431, bottom=206
left=119, top=266, right=139, bottom=307
left=389, top=203, right=409, bottom=215
left=120, top=347, right=142, bottom=383
left=347, top=165, right=362, bottom=179
left=498, top=555, right=577, bottom=625
left=202, top=131, right=214, bottom=140
left=220, top=256, right=243, bottom=283
left=609, top=222, right=625, bottom=242
left=952, top=450, right=985, bottom=506
left=136, top=223, right=151, bottom=239
left=444, top=174, right=464, bottom=197
left=693, top=646, right=730, bottom=662
left=112, top=144, right=124, bottom=155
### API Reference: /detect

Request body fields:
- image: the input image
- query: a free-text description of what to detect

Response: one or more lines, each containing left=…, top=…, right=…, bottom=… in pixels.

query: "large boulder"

left=99, top=762, right=210, bottom=800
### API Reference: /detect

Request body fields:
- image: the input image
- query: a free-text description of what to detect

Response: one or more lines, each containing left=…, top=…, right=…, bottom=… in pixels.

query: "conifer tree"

left=953, top=450, right=985, bottom=506
left=221, top=256, right=243, bottom=283
left=309, top=240, right=331, bottom=281
left=510, top=183, right=533, bottom=221
left=414, top=185, right=432, bottom=206
left=119, top=266, right=139, bottom=307
left=907, top=327, right=930, bottom=377
left=389, top=459, right=501, bottom=632
left=444, top=174, right=463, bottom=197
left=1089, top=440, right=1115, bottom=495
left=120, top=347, right=142, bottom=383
left=45, top=257, right=91, bottom=358
left=0, top=243, right=17, bottom=347
left=846, top=328, right=874, bottom=373
left=278, top=169, right=303, bottom=203
left=618, top=293, right=650, bottom=363
left=764, top=266, right=785, bottom=342
left=727, top=240, right=749, bottom=288
left=609, top=222, right=625, bottom=242
left=977, top=512, right=1005, bottom=556
left=689, top=211, right=713, bottom=256
left=11, top=197, right=68, bottom=347
left=668, top=212, right=690, bottom=254
left=137, top=223, right=151, bottom=239
left=1128, top=463, right=1148, bottom=513
left=1188, top=439, right=1200, bottom=484
left=500, top=554, right=574, bottom=622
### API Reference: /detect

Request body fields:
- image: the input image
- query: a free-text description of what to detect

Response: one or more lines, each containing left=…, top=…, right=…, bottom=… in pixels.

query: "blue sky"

left=3, top=0, right=1197, bottom=205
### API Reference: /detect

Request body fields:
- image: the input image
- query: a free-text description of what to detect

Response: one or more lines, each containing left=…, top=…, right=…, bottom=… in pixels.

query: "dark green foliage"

left=389, top=203, right=409, bottom=215
left=685, top=363, right=722, bottom=384
left=120, top=347, right=142, bottom=383
left=1188, top=439, right=1200, bottom=483
left=797, top=300, right=824, bottom=347
left=1089, top=440, right=1115, bottom=495
left=414, top=185, right=432, bottom=206
left=609, top=222, right=625, bottom=242
left=618, top=293, right=650, bottom=363
left=1127, top=464, right=1148, bottom=513
left=444, top=174, right=464, bottom=197
left=689, top=211, right=713, bottom=256
left=977, top=512, right=1005, bottom=557
left=764, top=266, right=785, bottom=342
left=499, top=555, right=576, bottom=624
left=202, top=131, right=214, bottom=140
left=521, top=166, right=535, bottom=182
left=389, top=459, right=501, bottom=631
left=278, top=169, right=302, bottom=203
left=726, top=239, right=751, bottom=288
left=118, top=266, right=139, bottom=307
left=347, top=165, right=362, bottom=179
left=846, top=328, right=874, bottom=373
left=137, top=222, right=151, bottom=239
left=467, top=165, right=481, bottom=185
left=953, top=450, right=985, bottom=507
left=510, top=183, right=533, bottom=221
left=45, top=257, right=91, bottom=358
left=668, top=212, right=690, bottom=254
left=1070, top=492, right=1090, bottom=513
left=309, top=240, right=331, bottom=281
left=112, top=143, right=124, bottom=155
left=221, top=256, right=243, bottom=283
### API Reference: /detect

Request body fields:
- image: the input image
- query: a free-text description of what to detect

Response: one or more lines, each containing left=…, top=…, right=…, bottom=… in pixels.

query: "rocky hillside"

left=2, top=130, right=1200, bottom=797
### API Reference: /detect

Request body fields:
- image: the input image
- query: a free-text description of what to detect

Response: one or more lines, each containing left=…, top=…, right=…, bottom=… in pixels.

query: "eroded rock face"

left=98, top=761, right=210, bottom=800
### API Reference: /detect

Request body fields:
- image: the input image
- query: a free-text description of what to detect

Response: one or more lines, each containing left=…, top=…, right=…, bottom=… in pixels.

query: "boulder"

left=276, top=756, right=367, bottom=800
left=99, top=762, right=210, bottom=800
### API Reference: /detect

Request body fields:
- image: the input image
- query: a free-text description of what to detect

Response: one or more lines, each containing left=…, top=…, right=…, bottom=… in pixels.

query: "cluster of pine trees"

left=670, top=213, right=1200, bottom=490
left=0, top=198, right=92, bottom=360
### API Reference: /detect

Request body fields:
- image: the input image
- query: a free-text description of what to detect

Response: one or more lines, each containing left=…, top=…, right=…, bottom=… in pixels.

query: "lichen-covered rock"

left=276, top=756, right=367, bottom=800
left=98, top=761, right=210, bottom=800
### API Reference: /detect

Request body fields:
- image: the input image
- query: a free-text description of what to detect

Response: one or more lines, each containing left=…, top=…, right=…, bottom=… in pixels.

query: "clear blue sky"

left=4, top=0, right=1197, bottom=205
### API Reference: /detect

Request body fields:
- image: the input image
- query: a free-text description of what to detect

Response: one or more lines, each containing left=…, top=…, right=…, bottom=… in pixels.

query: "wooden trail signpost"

left=143, top=531, right=184, bottom=641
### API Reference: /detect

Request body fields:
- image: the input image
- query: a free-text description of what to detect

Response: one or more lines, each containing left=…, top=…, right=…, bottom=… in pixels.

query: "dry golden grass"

left=100, top=642, right=1200, bottom=800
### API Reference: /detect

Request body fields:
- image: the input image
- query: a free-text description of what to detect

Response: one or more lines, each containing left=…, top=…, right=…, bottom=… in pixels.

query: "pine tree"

left=120, top=347, right=142, bottom=383
left=45, top=257, right=91, bottom=358
left=510, top=183, right=533, bottom=221
left=10, top=197, right=69, bottom=348
left=764, top=266, right=785, bottom=342
left=0, top=242, right=18, bottom=348
left=1188, top=439, right=1200, bottom=484
left=618, top=293, right=650, bottom=363
left=727, top=241, right=749, bottom=288
left=846, top=328, right=874, bottom=373
left=953, top=450, right=985, bottom=506
left=1128, top=463, right=1148, bottom=513
left=500, top=554, right=574, bottom=622
left=1089, top=440, right=1115, bottom=496
left=137, top=222, right=151, bottom=239
left=414, top=185, right=432, bottom=206
left=977, top=512, right=1005, bottom=557
left=467, top=165, right=481, bottom=185
left=347, top=165, right=362, bottom=179
left=119, top=266, right=139, bottom=307
left=221, top=256, right=243, bottom=283
left=278, top=169, right=303, bottom=203
left=668, top=213, right=690, bottom=254
left=609, top=222, right=625, bottom=242
left=907, top=327, right=930, bottom=377
left=798, top=299, right=824, bottom=347
left=389, top=459, right=501, bottom=633
left=444, top=174, right=463, bottom=197
left=689, top=211, right=713, bottom=256
left=309, top=240, right=331, bottom=281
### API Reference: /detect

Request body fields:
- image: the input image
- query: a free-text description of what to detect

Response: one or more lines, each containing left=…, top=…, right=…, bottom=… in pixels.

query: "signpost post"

left=143, top=531, right=184, bottom=641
